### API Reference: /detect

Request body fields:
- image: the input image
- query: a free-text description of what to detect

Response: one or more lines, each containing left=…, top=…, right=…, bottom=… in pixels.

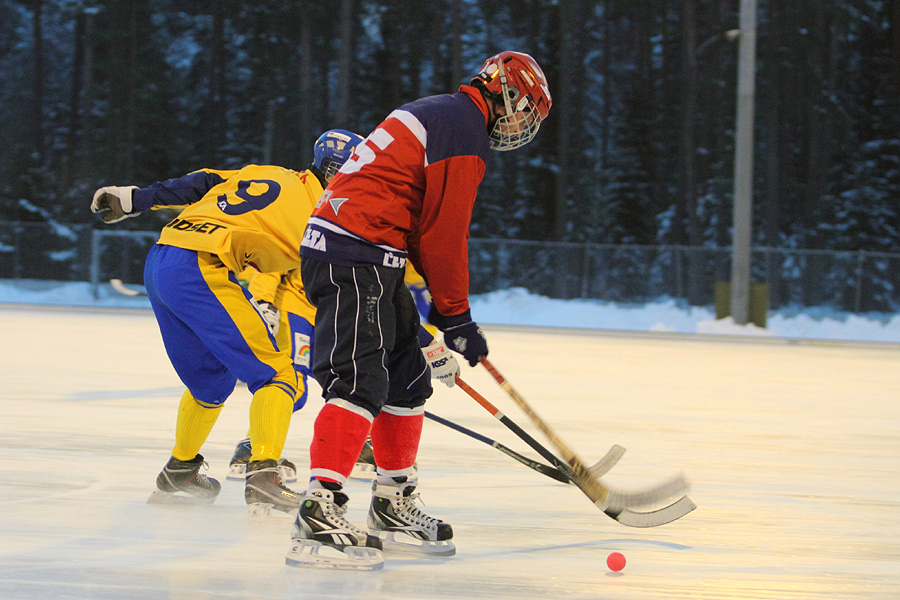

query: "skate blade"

left=247, top=502, right=296, bottom=520
left=348, top=463, right=376, bottom=481
left=226, top=464, right=247, bottom=481
left=147, top=489, right=216, bottom=506
left=285, top=539, right=384, bottom=570
left=372, top=530, right=456, bottom=557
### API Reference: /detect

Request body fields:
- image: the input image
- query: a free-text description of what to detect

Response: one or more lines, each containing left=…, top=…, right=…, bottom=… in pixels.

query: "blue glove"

left=428, top=306, right=488, bottom=367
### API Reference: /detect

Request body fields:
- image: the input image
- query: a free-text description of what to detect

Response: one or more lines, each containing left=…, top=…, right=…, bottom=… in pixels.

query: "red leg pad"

left=309, top=402, right=372, bottom=484
left=371, top=410, right=424, bottom=471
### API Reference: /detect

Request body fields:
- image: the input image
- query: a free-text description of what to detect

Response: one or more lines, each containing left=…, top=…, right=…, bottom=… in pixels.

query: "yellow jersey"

left=133, top=165, right=323, bottom=274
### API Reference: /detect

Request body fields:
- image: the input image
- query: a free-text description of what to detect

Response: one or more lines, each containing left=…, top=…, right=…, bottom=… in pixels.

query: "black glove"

left=428, top=306, right=488, bottom=367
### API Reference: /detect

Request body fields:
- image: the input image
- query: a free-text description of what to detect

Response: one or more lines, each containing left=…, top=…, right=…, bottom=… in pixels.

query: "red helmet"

left=471, top=51, right=552, bottom=151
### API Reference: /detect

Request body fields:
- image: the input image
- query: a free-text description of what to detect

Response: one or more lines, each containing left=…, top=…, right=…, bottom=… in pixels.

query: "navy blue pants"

left=300, top=257, right=432, bottom=416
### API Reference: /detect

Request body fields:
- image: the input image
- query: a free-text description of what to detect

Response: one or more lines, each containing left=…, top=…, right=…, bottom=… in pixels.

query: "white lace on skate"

left=396, top=489, right=440, bottom=529
left=368, top=485, right=456, bottom=557
left=229, top=457, right=296, bottom=483
left=311, top=489, right=371, bottom=539
left=285, top=489, right=383, bottom=570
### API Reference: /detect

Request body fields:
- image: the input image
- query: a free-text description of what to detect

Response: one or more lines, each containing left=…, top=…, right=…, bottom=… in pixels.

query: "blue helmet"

left=312, top=129, right=364, bottom=183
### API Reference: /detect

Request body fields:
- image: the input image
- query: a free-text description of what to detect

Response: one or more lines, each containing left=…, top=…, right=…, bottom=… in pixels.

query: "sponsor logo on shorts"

left=294, top=333, right=311, bottom=368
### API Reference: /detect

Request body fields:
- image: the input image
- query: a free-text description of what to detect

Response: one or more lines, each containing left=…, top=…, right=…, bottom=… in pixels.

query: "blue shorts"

left=143, top=244, right=297, bottom=406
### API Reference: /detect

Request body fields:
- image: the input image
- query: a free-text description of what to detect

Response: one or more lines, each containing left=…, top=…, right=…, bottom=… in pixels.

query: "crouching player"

left=90, top=129, right=363, bottom=515
left=224, top=266, right=314, bottom=489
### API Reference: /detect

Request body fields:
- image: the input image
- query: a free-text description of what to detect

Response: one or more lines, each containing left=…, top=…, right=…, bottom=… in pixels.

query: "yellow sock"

left=249, top=385, right=294, bottom=462
left=172, top=389, right=222, bottom=461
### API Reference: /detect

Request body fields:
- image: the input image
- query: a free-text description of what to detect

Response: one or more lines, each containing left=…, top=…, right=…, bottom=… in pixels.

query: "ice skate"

left=148, top=454, right=221, bottom=505
left=276, top=457, right=298, bottom=483
left=228, top=437, right=298, bottom=483
left=226, top=437, right=252, bottom=480
left=367, top=479, right=455, bottom=556
left=286, top=488, right=384, bottom=570
left=244, top=459, right=302, bottom=517
left=349, top=439, right=417, bottom=481
left=349, top=438, right=376, bottom=480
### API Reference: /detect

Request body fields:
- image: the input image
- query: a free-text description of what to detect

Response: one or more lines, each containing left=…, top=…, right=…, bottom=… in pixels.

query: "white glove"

left=91, top=185, right=140, bottom=224
left=257, top=301, right=281, bottom=336
left=423, top=337, right=460, bottom=388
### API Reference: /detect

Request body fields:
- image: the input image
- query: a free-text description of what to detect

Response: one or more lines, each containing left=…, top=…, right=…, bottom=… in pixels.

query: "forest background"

left=1, top=0, right=898, bottom=309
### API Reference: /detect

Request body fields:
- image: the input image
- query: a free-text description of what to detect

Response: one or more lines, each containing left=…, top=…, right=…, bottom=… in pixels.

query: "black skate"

left=349, top=438, right=376, bottom=481
left=226, top=437, right=252, bottom=480
left=286, top=488, right=383, bottom=570
left=276, top=457, right=298, bottom=483
left=244, top=459, right=302, bottom=517
left=368, top=480, right=455, bottom=556
left=228, top=438, right=298, bottom=483
left=148, top=454, right=221, bottom=505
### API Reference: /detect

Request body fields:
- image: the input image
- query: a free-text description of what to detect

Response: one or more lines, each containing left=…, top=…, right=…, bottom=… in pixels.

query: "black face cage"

left=320, top=158, right=342, bottom=182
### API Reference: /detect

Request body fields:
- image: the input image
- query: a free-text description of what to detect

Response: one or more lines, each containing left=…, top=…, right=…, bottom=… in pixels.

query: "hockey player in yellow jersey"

left=225, top=265, right=316, bottom=486
left=90, top=129, right=365, bottom=513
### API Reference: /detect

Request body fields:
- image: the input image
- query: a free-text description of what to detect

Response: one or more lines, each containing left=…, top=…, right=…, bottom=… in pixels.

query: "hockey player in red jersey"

left=288, top=51, right=552, bottom=570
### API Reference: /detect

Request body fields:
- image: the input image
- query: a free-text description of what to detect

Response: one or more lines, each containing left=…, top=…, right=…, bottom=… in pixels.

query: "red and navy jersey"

left=300, top=85, right=490, bottom=318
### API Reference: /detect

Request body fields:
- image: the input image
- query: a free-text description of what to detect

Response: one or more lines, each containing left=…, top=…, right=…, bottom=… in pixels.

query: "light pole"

left=730, top=0, right=757, bottom=324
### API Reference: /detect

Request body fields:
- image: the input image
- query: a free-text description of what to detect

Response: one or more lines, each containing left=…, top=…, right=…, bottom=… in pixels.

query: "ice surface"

left=1, top=304, right=898, bottom=599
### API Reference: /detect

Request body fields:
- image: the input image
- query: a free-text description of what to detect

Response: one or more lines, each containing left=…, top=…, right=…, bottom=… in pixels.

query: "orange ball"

left=607, top=551, right=626, bottom=572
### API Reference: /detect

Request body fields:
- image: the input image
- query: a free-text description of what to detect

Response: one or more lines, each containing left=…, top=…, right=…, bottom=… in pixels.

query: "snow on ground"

left=469, top=287, right=900, bottom=343
left=3, top=279, right=900, bottom=343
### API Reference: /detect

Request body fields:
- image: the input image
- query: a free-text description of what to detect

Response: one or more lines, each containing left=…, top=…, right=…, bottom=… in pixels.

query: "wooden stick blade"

left=603, top=496, right=697, bottom=528
left=587, top=444, right=626, bottom=478
left=480, top=358, right=697, bottom=527
left=604, top=472, right=691, bottom=509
